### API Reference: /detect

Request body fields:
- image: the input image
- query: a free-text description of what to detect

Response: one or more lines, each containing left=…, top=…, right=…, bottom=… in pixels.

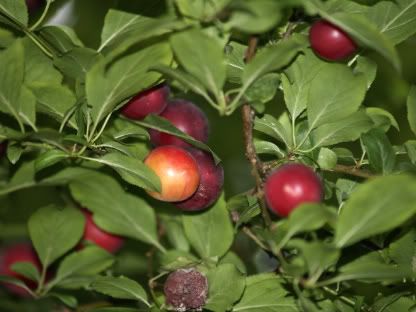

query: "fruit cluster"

left=122, top=84, right=224, bottom=211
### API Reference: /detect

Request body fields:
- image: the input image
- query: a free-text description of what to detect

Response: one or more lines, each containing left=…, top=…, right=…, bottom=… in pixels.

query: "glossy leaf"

left=28, top=205, right=85, bottom=267
left=91, top=276, right=149, bottom=306
left=335, top=175, right=416, bottom=247
left=182, top=194, right=233, bottom=258
left=205, top=264, right=246, bottom=311
left=69, top=171, right=164, bottom=251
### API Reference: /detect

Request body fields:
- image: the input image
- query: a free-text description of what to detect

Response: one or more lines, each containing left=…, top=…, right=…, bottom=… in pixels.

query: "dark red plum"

left=265, top=163, right=323, bottom=217
left=121, top=84, right=169, bottom=120
left=309, top=20, right=357, bottom=61
left=149, top=99, right=209, bottom=148
left=175, top=149, right=224, bottom=211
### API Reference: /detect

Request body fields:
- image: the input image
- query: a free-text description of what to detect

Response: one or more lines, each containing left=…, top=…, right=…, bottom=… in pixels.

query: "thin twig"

left=330, top=164, right=374, bottom=179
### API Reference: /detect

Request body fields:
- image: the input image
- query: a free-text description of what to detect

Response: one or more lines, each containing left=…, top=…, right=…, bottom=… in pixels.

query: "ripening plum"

left=144, top=146, right=200, bottom=202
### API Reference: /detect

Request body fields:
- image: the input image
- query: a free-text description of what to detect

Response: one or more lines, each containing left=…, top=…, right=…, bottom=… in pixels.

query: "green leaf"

left=175, top=0, right=231, bottom=20
left=54, top=48, right=98, bottom=81
left=245, top=73, right=280, bottom=105
left=83, top=152, right=161, bottom=193
left=170, top=28, right=226, bottom=96
left=335, top=175, right=416, bottom=248
left=182, top=194, right=233, bottom=258
left=366, top=107, right=399, bottom=132
left=407, top=85, right=416, bottom=136
left=150, top=65, right=209, bottom=99
left=354, top=56, right=378, bottom=89
left=6, top=143, right=22, bottom=164
left=0, top=40, right=25, bottom=131
left=254, top=140, right=285, bottom=158
left=317, top=148, right=337, bottom=170
left=307, top=64, right=367, bottom=130
left=51, top=246, right=115, bottom=288
left=361, top=129, right=396, bottom=174
left=31, top=84, right=77, bottom=128
left=18, top=86, right=37, bottom=131
left=368, top=0, right=416, bottom=45
left=232, top=274, right=296, bottom=312
left=205, top=264, right=246, bottom=312
left=227, top=193, right=261, bottom=229
left=134, top=115, right=220, bottom=164
left=91, top=276, right=149, bottom=306
left=278, top=204, right=337, bottom=249
left=311, top=111, right=373, bottom=148
left=0, top=275, right=32, bottom=294
left=86, top=42, right=172, bottom=126
left=388, top=229, right=416, bottom=268
left=34, top=150, right=69, bottom=172
left=254, top=114, right=291, bottom=147
left=225, top=41, right=246, bottom=83
left=69, top=172, right=164, bottom=251
left=335, top=178, right=358, bottom=205
left=49, top=293, right=78, bottom=308
left=98, top=10, right=182, bottom=54
left=28, top=205, right=85, bottom=268
left=371, top=295, right=416, bottom=312
left=159, top=250, right=198, bottom=271
left=10, top=262, right=40, bottom=282
left=0, top=0, right=28, bottom=27
left=405, top=140, right=416, bottom=164
left=227, top=0, right=282, bottom=33
left=160, top=215, right=190, bottom=252
left=282, top=49, right=326, bottom=120
left=38, top=25, right=83, bottom=53
left=289, top=240, right=340, bottom=277
left=242, top=35, right=307, bottom=86
left=334, top=256, right=414, bottom=283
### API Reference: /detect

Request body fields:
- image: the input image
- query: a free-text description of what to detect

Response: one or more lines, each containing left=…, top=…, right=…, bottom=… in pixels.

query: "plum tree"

left=80, top=210, right=124, bottom=253
left=264, top=163, right=323, bottom=217
left=175, top=148, right=224, bottom=211
left=149, top=99, right=209, bottom=148
left=121, top=84, right=169, bottom=120
left=0, top=243, right=40, bottom=297
left=144, top=146, right=200, bottom=202
left=309, top=20, right=357, bottom=61
left=163, top=268, right=208, bottom=311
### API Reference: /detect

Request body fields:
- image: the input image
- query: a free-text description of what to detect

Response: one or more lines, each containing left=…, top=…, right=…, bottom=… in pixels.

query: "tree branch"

left=329, top=164, right=375, bottom=179
left=242, top=36, right=272, bottom=227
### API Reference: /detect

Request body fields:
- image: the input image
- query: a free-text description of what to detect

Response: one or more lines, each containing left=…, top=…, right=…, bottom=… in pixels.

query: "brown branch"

left=242, top=36, right=272, bottom=227
left=330, top=164, right=375, bottom=179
